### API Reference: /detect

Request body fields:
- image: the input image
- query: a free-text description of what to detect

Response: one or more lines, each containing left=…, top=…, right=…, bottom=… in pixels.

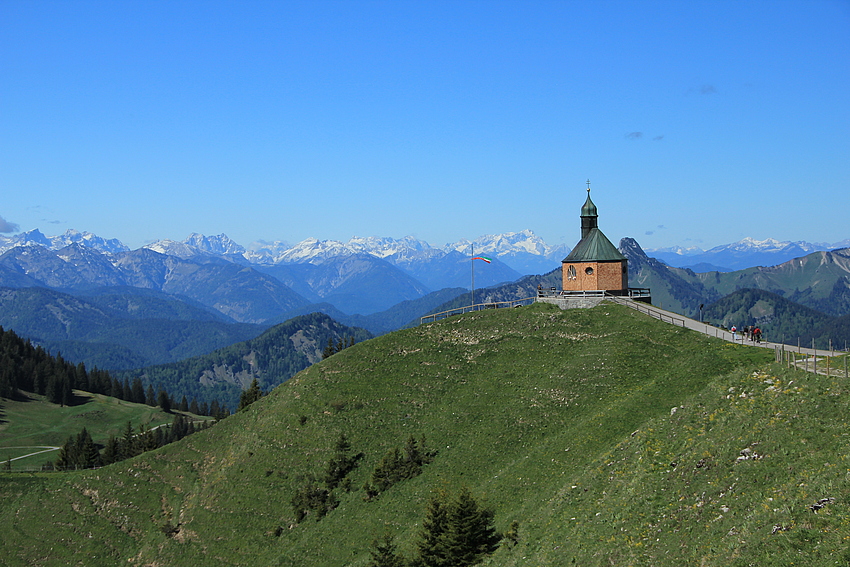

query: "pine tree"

left=145, top=384, right=156, bottom=406
left=111, top=377, right=123, bottom=399
left=119, top=421, right=138, bottom=460
left=291, top=475, right=338, bottom=522
left=414, top=489, right=451, bottom=567
left=131, top=378, right=145, bottom=404
left=157, top=389, right=172, bottom=413
left=324, top=433, right=358, bottom=490
left=54, top=435, right=76, bottom=471
left=368, top=532, right=406, bottom=567
left=444, top=487, right=500, bottom=566
left=412, top=487, right=501, bottom=567
left=322, top=338, right=336, bottom=359
left=78, top=427, right=102, bottom=468
left=238, top=378, right=263, bottom=411
left=101, top=435, right=119, bottom=465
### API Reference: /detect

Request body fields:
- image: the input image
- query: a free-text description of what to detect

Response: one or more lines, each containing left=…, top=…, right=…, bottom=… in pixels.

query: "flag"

left=472, top=256, right=492, bottom=263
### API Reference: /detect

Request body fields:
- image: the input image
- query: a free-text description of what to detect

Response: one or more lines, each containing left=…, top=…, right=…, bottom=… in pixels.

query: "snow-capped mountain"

left=444, top=230, right=569, bottom=275
left=144, top=233, right=246, bottom=259
left=0, top=228, right=128, bottom=255
left=644, top=244, right=704, bottom=257
left=346, top=235, right=433, bottom=259
left=647, top=237, right=845, bottom=272
left=243, top=240, right=291, bottom=263
left=184, top=233, right=246, bottom=255
left=269, top=237, right=359, bottom=264
left=444, top=229, right=558, bottom=256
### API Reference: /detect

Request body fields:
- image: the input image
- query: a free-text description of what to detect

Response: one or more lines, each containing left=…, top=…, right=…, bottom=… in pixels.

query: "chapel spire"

left=580, top=180, right=598, bottom=238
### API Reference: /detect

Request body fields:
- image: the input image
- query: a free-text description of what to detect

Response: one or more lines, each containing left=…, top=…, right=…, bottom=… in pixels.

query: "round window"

left=585, top=267, right=594, bottom=275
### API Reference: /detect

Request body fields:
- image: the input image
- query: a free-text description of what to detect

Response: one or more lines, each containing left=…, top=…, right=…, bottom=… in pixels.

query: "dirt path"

left=4, top=446, right=60, bottom=462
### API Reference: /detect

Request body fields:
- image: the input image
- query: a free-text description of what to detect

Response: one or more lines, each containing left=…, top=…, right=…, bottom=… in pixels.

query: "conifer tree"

left=368, top=533, right=406, bottom=567
left=238, top=378, right=263, bottom=411
left=444, top=487, right=500, bottom=566
left=209, top=399, right=220, bottom=419
left=157, top=389, right=172, bottom=413
left=322, top=338, right=336, bottom=359
left=101, top=435, right=119, bottom=465
left=119, top=421, right=138, bottom=460
left=78, top=427, right=102, bottom=468
left=145, top=384, right=156, bottom=406
left=131, top=377, right=146, bottom=404
left=111, top=377, right=124, bottom=399
left=324, top=433, right=359, bottom=490
left=412, top=487, right=501, bottom=567
left=414, top=490, right=451, bottom=567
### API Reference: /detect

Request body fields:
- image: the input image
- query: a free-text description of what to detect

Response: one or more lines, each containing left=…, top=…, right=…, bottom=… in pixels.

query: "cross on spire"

left=586, top=179, right=591, bottom=193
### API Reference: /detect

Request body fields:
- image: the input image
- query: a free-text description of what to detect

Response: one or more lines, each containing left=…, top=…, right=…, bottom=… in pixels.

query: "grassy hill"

left=2, top=302, right=849, bottom=565
left=0, top=390, right=212, bottom=469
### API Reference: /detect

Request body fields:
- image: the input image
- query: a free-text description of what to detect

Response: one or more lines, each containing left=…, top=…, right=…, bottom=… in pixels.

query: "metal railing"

left=604, top=294, right=686, bottom=327
left=535, top=287, right=651, bottom=299
left=420, top=297, right=536, bottom=324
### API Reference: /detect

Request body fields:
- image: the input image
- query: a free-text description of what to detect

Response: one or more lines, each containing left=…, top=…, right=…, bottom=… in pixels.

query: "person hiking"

left=754, top=327, right=762, bottom=343
left=731, top=325, right=737, bottom=340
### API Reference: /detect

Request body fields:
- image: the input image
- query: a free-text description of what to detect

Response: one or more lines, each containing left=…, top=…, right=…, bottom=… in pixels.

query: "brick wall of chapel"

left=562, top=260, right=627, bottom=291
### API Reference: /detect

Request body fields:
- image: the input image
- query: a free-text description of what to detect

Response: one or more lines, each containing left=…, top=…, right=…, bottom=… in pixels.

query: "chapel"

left=561, top=183, right=629, bottom=293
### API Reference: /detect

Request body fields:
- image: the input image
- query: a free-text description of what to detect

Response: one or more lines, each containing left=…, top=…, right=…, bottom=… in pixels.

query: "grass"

left=0, top=390, right=212, bottom=469
left=4, top=301, right=848, bottom=565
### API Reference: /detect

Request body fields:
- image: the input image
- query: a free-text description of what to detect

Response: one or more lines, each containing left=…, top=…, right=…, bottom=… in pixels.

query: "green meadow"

left=2, top=302, right=848, bottom=565
left=0, top=391, right=211, bottom=469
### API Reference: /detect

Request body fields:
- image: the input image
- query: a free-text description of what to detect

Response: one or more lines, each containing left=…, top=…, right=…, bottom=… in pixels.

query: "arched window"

left=567, top=265, right=577, bottom=280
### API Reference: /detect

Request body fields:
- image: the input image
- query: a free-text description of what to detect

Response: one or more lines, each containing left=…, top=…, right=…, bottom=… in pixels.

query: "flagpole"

left=471, top=242, right=475, bottom=309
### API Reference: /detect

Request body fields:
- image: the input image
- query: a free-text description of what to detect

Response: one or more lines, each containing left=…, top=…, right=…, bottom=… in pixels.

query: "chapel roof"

left=562, top=184, right=626, bottom=263
left=562, top=228, right=626, bottom=262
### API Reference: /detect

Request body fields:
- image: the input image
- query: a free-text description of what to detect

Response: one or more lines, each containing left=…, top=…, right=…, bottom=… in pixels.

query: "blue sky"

left=1, top=0, right=848, bottom=251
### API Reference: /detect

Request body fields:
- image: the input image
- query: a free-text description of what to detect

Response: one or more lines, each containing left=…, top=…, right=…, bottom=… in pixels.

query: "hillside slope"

left=2, top=303, right=848, bottom=566
left=702, top=288, right=835, bottom=343
left=118, top=312, right=372, bottom=410
left=0, top=286, right=266, bottom=369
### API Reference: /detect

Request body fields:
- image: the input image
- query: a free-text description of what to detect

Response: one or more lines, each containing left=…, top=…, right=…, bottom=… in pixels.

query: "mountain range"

left=2, top=227, right=850, bottom=376
left=647, top=236, right=850, bottom=272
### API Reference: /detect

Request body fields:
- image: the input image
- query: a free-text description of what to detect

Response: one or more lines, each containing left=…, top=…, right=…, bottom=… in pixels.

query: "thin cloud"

left=652, top=135, right=664, bottom=141
left=0, top=214, right=20, bottom=233
left=685, top=85, right=718, bottom=96
left=626, top=132, right=643, bottom=140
